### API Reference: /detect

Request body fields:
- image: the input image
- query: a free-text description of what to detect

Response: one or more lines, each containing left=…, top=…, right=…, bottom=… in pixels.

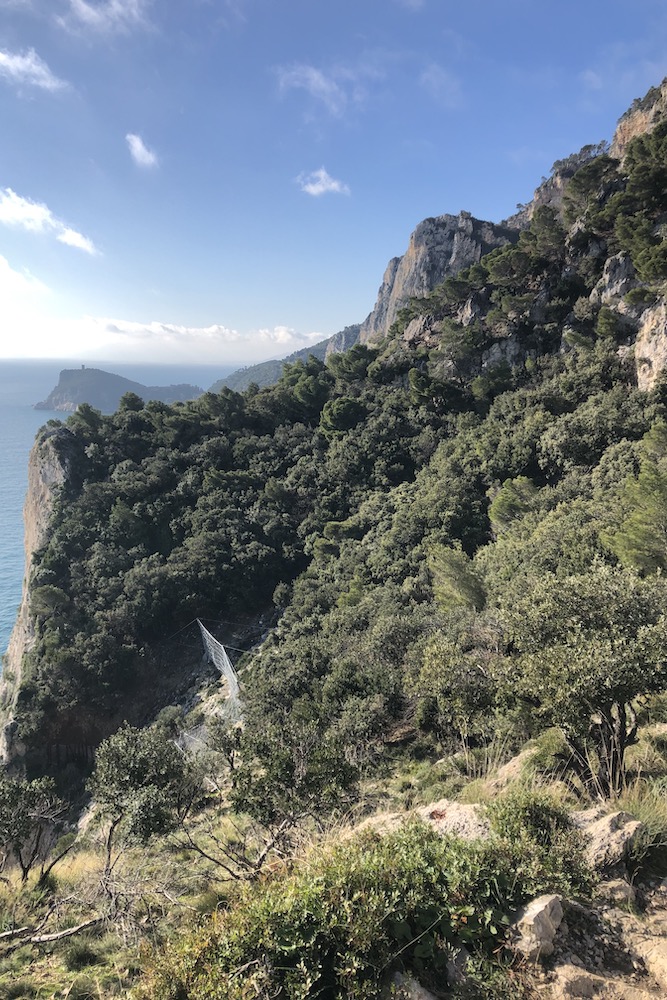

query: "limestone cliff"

left=611, top=78, right=667, bottom=159
left=634, top=300, right=667, bottom=392
left=0, top=427, right=74, bottom=764
left=324, top=324, right=362, bottom=359
left=357, top=212, right=516, bottom=346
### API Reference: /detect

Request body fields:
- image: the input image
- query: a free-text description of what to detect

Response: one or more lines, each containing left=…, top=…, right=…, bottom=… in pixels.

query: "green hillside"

left=6, top=83, right=667, bottom=1000
left=210, top=337, right=331, bottom=392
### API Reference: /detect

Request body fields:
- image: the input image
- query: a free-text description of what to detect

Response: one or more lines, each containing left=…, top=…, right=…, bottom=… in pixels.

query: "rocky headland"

left=35, top=366, right=203, bottom=414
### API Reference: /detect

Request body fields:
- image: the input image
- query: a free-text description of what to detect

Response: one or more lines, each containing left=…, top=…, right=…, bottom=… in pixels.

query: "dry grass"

left=615, top=776, right=667, bottom=875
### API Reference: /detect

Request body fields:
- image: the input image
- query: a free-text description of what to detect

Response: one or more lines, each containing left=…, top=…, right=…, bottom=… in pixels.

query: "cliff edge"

left=358, top=211, right=516, bottom=346
left=0, top=427, right=75, bottom=764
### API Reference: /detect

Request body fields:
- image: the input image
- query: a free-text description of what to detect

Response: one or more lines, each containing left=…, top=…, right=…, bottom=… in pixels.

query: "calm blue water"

left=0, top=359, right=235, bottom=660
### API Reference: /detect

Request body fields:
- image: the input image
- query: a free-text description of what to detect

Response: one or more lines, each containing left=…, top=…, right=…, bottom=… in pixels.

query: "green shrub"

left=525, top=728, right=572, bottom=779
left=137, top=818, right=594, bottom=1000
left=486, top=787, right=593, bottom=897
left=624, top=286, right=658, bottom=309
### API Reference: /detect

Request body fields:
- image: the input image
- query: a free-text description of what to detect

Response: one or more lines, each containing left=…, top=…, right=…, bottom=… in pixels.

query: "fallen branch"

left=28, top=916, right=103, bottom=944
left=0, top=924, right=32, bottom=941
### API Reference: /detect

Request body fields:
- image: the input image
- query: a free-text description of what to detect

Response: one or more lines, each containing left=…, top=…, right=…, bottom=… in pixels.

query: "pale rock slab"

left=572, top=809, right=644, bottom=870
left=358, top=799, right=490, bottom=842
left=595, top=878, right=637, bottom=908
left=589, top=253, right=638, bottom=305
left=359, top=212, right=513, bottom=346
left=509, top=893, right=563, bottom=960
left=634, top=299, right=667, bottom=391
left=627, top=929, right=667, bottom=993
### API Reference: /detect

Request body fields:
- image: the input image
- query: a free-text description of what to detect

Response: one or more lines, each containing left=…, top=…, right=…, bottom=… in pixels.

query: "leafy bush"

left=486, top=787, right=594, bottom=897
left=136, top=821, right=583, bottom=1000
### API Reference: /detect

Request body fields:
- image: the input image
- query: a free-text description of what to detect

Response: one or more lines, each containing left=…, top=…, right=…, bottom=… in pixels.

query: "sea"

left=0, top=359, right=235, bottom=662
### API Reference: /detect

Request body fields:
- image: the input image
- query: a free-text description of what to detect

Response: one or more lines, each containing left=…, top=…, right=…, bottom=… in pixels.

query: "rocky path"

left=541, top=880, right=667, bottom=998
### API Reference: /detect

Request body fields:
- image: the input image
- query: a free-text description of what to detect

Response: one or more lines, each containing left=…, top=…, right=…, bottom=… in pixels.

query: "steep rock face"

left=611, top=78, right=667, bottom=159
left=589, top=253, right=638, bottom=306
left=0, top=427, right=74, bottom=763
left=504, top=171, right=571, bottom=229
left=324, top=324, right=362, bottom=359
left=634, top=299, right=667, bottom=391
left=357, top=212, right=515, bottom=346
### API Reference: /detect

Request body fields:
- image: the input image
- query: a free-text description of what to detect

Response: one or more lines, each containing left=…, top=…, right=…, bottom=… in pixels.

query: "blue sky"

left=1, top=0, right=667, bottom=367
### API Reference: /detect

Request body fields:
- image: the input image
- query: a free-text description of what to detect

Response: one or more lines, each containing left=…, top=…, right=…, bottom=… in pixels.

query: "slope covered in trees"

left=12, top=104, right=667, bottom=792
left=6, top=79, right=667, bottom=1000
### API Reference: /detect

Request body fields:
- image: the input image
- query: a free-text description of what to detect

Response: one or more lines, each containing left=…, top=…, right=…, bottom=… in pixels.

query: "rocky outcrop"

left=549, top=962, right=661, bottom=999
left=634, top=300, right=667, bottom=391
left=0, top=427, right=75, bottom=763
left=544, top=880, right=667, bottom=998
left=392, top=973, right=439, bottom=1000
left=359, top=798, right=490, bottom=841
left=611, top=78, right=667, bottom=159
left=505, top=171, right=572, bottom=229
left=358, top=212, right=516, bottom=346
left=571, top=808, right=644, bottom=870
left=590, top=253, right=638, bottom=306
left=509, top=894, right=564, bottom=960
left=505, top=143, right=608, bottom=230
left=324, top=324, right=362, bottom=359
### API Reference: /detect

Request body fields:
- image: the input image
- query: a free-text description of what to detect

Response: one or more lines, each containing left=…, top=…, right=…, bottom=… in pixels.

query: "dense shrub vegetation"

left=137, top=809, right=590, bottom=1000
left=7, top=85, right=667, bottom=997
left=15, top=114, right=667, bottom=810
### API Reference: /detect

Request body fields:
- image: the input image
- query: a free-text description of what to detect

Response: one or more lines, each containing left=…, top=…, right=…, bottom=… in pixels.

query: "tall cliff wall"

left=0, top=427, right=73, bottom=763
left=611, top=78, right=667, bottom=159
left=357, top=211, right=516, bottom=346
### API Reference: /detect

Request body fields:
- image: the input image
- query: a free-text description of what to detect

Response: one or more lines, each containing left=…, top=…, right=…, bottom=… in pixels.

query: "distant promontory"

left=35, top=366, right=203, bottom=414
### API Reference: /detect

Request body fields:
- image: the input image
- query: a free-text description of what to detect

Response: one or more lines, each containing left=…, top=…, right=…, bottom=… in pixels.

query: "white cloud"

left=0, top=48, right=67, bottom=92
left=0, top=188, right=53, bottom=231
left=98, top=318, right=241, bottom=345
left=126, top=133, right=158, bottom=169
left=0, top=187, right=97, bottom=254
left=0, top=254, right=49, bottom=298
left=0, top=278, right=326, bottom=363
left=395, top=0, right=425, bottom=8
left=277, top=64, right=347, bottom=117
left=67, top=318, right=325, bottom=364
left=258, top=325, right=323, bottom=345
left=0, top=255, right=54, bottom=357
left=419, top=63, right=462, bottom=109
left=60, top=0, right=149, bottom=33
left=57, top=227, right=97, bottom=254
left=297, top=167, right=350, bottom=197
